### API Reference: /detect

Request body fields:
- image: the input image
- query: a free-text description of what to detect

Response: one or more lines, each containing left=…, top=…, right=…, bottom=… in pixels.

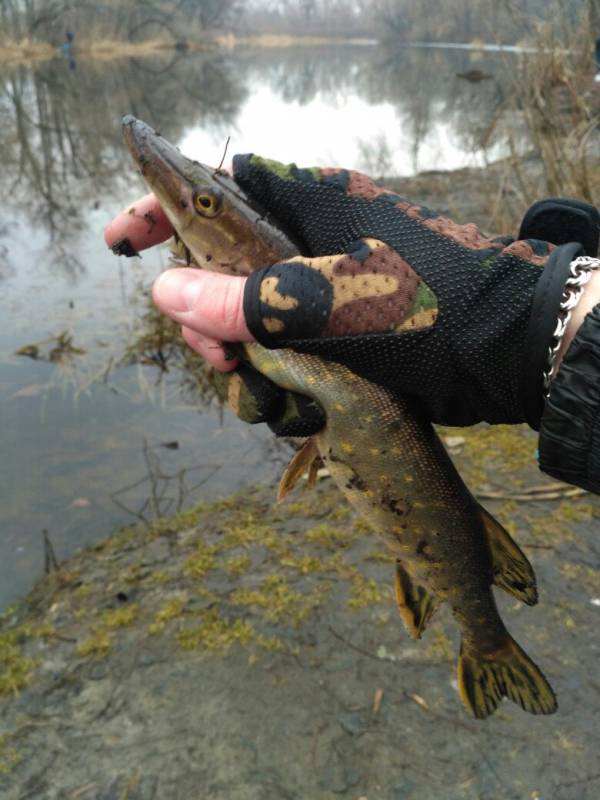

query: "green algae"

left=148, top=597, right=187, bottom=635
left=149, top=570, right=170, bottom=585
left=77, top=628, right=113, bottom=658
left=0, top=630, right=36, bottom=696
left=223, top=555, right=252, bottom=575
left=279, top=553, right=327, bottom=574
left=177, top=610, right=254, bottom=652
left=183, top=544, right=218, bottom=578
left=230, top=574, right=329, bottom=625
left=305, top=522, right=355, bottom=550
left=347, top=574, right=387, bottom=609
left=221, top=517, right=281, bottom=551
left=100, top=604, right=139, bottom=629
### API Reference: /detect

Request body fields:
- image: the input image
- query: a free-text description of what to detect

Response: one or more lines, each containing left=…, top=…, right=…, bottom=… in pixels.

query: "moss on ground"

left=1, top=423, right=597, bottom=700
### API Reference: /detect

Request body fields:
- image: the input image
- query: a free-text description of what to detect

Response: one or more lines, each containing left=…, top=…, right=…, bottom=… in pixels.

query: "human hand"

left=105, top=192, right=253, bottom=373
left=106, top=156, right=598, bottom=438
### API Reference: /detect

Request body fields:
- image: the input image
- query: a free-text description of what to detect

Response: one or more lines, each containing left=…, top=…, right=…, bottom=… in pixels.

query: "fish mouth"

left=122, top=116, right=207, bottom=225
left=122, top=116, right=264, bottom=226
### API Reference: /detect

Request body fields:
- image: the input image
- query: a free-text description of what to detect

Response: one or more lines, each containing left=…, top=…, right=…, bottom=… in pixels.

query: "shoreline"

left=0, top=33, right=376, bottom=68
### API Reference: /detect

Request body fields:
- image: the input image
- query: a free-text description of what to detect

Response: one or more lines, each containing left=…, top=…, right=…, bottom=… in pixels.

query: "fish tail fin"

left=277, top=437, right=321, bottom=501
left=478, top=504, right=538, bottom=606
left=458, top=635, right=557, bottom=719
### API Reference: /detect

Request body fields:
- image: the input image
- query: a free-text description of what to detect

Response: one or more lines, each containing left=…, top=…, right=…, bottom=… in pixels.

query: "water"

left=0, top=43, right=517, bottom=608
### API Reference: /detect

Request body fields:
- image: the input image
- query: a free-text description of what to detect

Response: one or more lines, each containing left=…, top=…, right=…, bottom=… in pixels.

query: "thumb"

left=153, top=268, right=254, bottom=364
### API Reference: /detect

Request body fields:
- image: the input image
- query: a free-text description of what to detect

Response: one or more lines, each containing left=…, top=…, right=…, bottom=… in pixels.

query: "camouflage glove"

left=212, top=357, right=325, bottom=438
left=227, top=155, right=598, bottom=433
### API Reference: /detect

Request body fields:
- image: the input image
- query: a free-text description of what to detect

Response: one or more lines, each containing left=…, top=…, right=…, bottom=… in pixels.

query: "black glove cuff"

left=519, top=198, right=600, bottom=257
left=538, top=303, right=600, bottom=494
left=519, top=242, right=584, bottom=430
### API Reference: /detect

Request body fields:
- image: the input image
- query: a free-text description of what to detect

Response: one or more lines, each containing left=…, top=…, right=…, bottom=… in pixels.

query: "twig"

left=476, top=485, right=586, bottom=501
left=43, top=529, right=59, bottom=574
left=143, top=437, right=161, bottom=520
left=328, top=624, right=393, bottom=662
left=216, top=136, right=231, bottom=173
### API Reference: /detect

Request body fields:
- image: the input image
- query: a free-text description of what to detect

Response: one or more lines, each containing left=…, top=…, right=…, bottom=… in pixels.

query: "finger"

left=181, top=326, right=239, bottom=371
left=153, top=268, right=252, bottom=342
left=104, top=193, right=174, bottom=255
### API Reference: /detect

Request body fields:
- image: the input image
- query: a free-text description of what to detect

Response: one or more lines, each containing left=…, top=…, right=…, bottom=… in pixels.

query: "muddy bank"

left=1, top=420, right=599, bottom=799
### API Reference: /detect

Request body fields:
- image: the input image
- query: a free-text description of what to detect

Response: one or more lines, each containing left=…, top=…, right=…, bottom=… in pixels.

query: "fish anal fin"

left=394, top=560, right=438, bottom=639
left=479, top=504, right=538, bottom=607
left=277, top=437, right=321, bottom=502
left=458, top=635, right=557, bottom=719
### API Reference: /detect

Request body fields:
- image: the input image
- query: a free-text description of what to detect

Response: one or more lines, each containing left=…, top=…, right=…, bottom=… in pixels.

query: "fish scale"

left=122, top=115, right=557, bottom=720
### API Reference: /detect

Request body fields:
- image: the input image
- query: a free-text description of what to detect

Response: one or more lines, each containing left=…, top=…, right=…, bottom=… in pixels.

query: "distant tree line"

left=245, top=0, right=596, bottom=42
left=0, top=0, right=244, bottom=42
left=374, top=0, right=595, bottom=43
left=0, top=0, right=595, bottom=43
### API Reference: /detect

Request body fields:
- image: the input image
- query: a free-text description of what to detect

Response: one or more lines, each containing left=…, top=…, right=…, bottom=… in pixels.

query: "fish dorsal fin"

left=277, top=437, right=321, bottom=502
left=394, top=560, right=439, bottom=639
left=479, top=504, right=538, bottom=607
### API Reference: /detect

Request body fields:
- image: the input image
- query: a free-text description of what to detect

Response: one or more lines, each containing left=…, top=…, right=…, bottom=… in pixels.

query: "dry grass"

left=0, top=38, right=54, bottom=66
left=0, top=36, right=208, bottom=68
left=212, top=33, right=354, bottom=49
left=76, top=37, right=176, bottom=60
left=486, top=14, right=600, bottom=233
left=0, top=32, right=348, bottom=69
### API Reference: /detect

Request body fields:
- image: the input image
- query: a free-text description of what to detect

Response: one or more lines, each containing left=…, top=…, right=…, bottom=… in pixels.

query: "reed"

left=487, top=9, right=599, bottom=233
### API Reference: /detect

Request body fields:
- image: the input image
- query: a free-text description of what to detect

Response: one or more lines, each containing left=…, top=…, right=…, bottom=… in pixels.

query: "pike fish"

left=122, top=116, right=557, bottom=719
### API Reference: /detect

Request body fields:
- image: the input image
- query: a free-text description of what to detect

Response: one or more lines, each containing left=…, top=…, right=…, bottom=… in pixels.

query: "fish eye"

left=193, top=187, right=222, bottom=217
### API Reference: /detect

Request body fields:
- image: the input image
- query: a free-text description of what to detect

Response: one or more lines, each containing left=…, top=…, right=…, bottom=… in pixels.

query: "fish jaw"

left=122, top=116, right=299, bottom=274
left=122, top=116, right=198, bottom=242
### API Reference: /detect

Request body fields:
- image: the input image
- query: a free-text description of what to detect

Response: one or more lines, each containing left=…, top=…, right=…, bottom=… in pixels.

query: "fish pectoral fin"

left=479, top=504, right=538, bottom=607
left=394, top=560, right=439, bottom=639
left=277, top=437, right=321, bottom=502
left=458, top=636, right=557, bottom=719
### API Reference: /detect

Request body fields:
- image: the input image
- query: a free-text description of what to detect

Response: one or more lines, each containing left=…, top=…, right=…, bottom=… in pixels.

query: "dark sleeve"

left=538, top=303, right=600, bottom=494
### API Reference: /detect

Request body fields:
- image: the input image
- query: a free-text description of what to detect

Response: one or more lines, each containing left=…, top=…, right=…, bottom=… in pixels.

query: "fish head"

left=122, top=116, right=299, bottom=274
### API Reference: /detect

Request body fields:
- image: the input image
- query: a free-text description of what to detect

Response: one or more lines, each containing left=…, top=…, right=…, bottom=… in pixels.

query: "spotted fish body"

left=123, top=117, right=557, bottom=719
left=250, top=347, right=503, bottom=633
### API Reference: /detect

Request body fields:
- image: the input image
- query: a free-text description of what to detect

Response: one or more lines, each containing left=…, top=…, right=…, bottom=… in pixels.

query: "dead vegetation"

left=0, top=38, right=54, bottom=66
left=482, top=8, right=600, bottom=232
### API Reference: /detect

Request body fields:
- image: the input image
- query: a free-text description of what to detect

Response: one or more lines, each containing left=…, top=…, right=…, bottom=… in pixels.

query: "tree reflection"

left=242, top=43, right=510, bottom=171
left=0, top=51, right=246, bottom=250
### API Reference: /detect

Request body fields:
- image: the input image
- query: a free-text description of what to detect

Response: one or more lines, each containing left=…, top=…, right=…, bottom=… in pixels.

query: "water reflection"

left=0, top=43, right=520, bottom=609
left=0, top=51, right=246, bottom=246
left=0, top=45, right=512, bottom=247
